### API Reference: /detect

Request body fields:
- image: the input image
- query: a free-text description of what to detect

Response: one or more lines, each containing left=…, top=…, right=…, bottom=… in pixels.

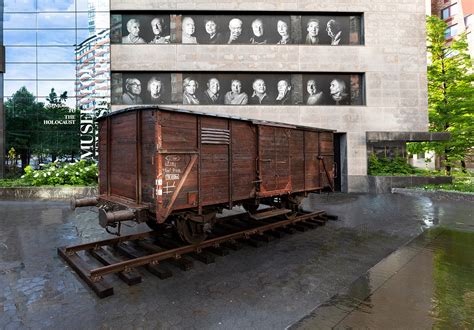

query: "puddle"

left=291, top=226, right=474, bottom=329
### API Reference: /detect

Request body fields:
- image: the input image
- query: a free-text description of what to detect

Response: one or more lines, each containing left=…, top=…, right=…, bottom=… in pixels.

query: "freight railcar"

left=73, top=106, right=335, bottom=243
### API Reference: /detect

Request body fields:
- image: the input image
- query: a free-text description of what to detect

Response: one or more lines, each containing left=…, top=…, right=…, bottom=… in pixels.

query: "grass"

left=420, top=175, right=474, bottom=193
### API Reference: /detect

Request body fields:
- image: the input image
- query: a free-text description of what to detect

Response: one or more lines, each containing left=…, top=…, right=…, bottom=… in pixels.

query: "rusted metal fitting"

left=70, top=197, right=99, bottom=210
left=98, top=209, right=136, bottom=228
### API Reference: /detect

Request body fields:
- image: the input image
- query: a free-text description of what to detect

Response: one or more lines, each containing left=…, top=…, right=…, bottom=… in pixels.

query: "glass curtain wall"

left=3, top=0, right=110, bottom=174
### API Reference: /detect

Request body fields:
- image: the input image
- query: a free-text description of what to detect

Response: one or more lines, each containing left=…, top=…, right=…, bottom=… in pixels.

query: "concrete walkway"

left=0, top=193, right=472, bottom=329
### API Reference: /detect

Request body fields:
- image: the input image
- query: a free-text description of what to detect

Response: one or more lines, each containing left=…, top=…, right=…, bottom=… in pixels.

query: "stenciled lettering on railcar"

left=163, top=155, right=183, bottom=194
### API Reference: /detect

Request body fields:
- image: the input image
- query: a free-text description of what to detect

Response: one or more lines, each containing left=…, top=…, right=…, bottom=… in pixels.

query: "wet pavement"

left=0, top=193, right=473, bottom=329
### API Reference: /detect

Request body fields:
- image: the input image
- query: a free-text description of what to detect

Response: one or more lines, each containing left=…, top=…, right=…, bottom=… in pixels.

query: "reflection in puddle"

left=430, top=228, right=474, bottom=329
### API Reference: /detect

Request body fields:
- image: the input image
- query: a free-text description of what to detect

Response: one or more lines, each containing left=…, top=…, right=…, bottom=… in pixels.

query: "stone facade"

left=110, top=0, right=429, bottom=192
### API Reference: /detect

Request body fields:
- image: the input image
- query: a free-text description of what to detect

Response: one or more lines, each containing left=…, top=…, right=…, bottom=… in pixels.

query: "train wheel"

left=146, top=219, right=167, bottom=232
left=242, top=202, right=259, bottom=214
left=176, top=218, right=207, bottom=244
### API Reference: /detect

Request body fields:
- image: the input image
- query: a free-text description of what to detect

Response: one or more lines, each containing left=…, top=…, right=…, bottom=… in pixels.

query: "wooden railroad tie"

left=58, top=209, right=333, bottom=298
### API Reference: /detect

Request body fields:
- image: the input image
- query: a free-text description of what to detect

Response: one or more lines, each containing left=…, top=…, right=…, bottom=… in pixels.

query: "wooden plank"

left=88, top=247, right=142, bottom=286
left=222, top=241, right=243, bottom=251
left=137, top=240, right=194, bottom=271
left=250, top=208, right=292, bottom=220
left=115, top=243, right=173, bottom=280
left=206, top=246, right=230, bottom=256
left=57, top=247, right=114, bottom=298
left=239, top=237, right=265, bottom=248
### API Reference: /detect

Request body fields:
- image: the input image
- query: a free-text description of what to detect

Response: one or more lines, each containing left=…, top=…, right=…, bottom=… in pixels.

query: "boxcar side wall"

left=98, top=117, right=108, bottom=196
left=98, top=109, right=334, bottom=223
left=231, top=120, right=257, bottom=201
left=156, top=111, right=199, bottom=221
left=319, top=132, right=335, bottom=189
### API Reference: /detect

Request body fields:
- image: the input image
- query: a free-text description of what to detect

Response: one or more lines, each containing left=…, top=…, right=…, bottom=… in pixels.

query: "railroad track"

left=58, top=208, right=336, bottom=298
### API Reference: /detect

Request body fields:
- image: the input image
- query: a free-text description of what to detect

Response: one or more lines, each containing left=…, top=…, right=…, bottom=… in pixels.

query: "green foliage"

left=424, top=16, right=474, bottom=173
left=422, top=173, right=474, bottom=193
left=20, top=160, right=98, bottom=186
left=5, top=87, right=45, bottom=168
left=5, top=87, right=81, bottom=171
left=368, top=154, right=418, bottom=176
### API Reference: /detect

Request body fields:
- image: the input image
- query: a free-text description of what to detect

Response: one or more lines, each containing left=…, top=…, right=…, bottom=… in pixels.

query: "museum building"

left=108, top=0, right=429, bottom=192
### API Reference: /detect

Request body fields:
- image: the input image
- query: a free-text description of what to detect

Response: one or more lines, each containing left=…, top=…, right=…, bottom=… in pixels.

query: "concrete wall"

left=110, top=0, right=429, bottom=192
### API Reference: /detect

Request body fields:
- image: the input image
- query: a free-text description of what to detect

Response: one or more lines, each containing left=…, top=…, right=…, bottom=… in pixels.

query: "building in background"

left=75, top=28, right=110, bottom=160
left=110, top=1, right=438, bottom=192
left=0, top=1, right=4, bottom=177
left=1, top=0, right=110, bottom=176
left=430, top=0, right=474, bottom=59
left=75, top=0, right=110, bottom=160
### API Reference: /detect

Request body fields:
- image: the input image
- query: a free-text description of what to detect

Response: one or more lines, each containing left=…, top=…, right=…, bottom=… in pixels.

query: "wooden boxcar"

left=94, top=106, right=335, bottom=242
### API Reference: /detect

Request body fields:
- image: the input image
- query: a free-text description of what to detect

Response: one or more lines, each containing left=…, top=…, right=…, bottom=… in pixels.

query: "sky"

left=3, top=0, right=110, bottom=107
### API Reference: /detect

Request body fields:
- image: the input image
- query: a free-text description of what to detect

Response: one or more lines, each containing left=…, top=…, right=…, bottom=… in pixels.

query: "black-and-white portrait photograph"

left=303, top=74, right=353, bottom=105
left=110, top=13, right=362, bottom=46
left=112, top=72, right=363, bottom=106
left=117, top=15, right=171, bottom=44
left=112, top=73, right=172, bottom=105
left=301, top=15, right=351, bottom=45
left=175, top=15, right=295, bottom=45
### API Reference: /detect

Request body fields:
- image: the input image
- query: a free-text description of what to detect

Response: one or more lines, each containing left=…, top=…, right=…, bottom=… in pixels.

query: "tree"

left=421, top=16, right=474, bottom=174
left=35, top=89, right=80, bottom=162
left=4, top=87, right=45, bottom=169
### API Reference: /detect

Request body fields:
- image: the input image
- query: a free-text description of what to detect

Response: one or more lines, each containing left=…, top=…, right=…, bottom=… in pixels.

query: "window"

left=465, top=15, right=473, bottom=28
left=441, top=3, right=458, bottom=20
left=445, top=24, right=458, bottom=39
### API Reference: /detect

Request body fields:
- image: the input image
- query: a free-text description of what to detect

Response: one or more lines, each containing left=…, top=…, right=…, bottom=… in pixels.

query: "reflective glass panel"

left=3, top=14, right=37, bottom=29
left=4, top=64, right=37, bottom=80
left=38, top=12, right=76, bottom=29
left=4, top=0, right=36, bottom=12
left=76, top=29, right=92, bottom=44
left=38, top=64, right=76, bottom=80
left=37, top=80, right=76, bottom=98
left=37, top=97, right=78, bottom=109
left=37, top=0, right=76, bottom=12
left=37, top=30, right=76, bottom=46
left=6, top=47, right=37, bottom=63
left=4, top=30, right=37, bottom=46
left=37, top=47, right=76, bottom=63
left=76, top=0, right=110, bottom=12
left=78, top=12, right=110, bottom=29
left=4, top=81, right=37, bottom=97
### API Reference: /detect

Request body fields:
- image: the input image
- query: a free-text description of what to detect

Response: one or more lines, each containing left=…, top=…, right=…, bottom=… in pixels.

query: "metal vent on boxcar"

left=201, top=128, right=230, bottom=145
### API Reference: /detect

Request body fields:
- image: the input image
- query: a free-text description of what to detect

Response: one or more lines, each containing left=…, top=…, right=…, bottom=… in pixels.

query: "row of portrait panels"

left=111, top=13, right=363, bottom=45
left=112, top=72, right=364, bottom=106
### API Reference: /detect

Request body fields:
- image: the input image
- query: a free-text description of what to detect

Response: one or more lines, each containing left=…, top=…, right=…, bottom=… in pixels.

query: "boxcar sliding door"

left=257, top=125, right=291, bottom=197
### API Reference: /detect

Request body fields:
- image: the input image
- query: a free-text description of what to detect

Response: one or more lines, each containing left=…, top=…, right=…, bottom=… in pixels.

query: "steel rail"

left=87, top=210, right=326, bottom=279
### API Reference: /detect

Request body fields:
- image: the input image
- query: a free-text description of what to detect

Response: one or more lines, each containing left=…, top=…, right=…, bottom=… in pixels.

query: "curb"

left=392, top=188, right=474, bottom=202
left=0, top=186, right=98, bottom=200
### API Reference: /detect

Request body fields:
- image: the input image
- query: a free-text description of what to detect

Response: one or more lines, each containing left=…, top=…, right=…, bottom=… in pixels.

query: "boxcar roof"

left=99, top=105, right=335, bottom=132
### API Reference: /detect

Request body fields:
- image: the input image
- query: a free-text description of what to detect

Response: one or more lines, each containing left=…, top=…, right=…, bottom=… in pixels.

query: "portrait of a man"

left=306, top=79, right=325, bottom=105
left=250, top=78, right=271, bottom=104
left=182, top=17, right=197, bottom=44
left=326, top=19, right=346, bottom=45
left=275, top=79, right=291, bottom=104
left=226, top=18, right=244, bottom=44
left=149, top=17, right=170, bottom=44
left=329, top=78, right=350, bottom=105
left=250, top=18, right=267, bottom=44
left=122, top=78, right=144, bottom=105
left=202, top=77, right=223, bottom=104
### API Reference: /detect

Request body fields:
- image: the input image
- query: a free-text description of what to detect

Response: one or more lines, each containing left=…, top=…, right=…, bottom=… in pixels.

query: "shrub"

left=368, top=154, right=418, bottom=176
left=21, top=160, right=98, bottom=186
